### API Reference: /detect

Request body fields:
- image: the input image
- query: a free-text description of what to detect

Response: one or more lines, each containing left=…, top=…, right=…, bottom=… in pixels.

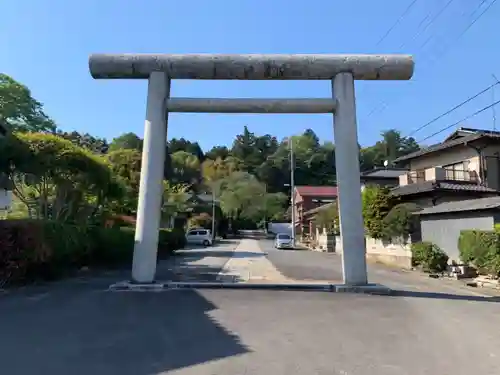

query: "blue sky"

left=1, top=0, right=499, bottom=150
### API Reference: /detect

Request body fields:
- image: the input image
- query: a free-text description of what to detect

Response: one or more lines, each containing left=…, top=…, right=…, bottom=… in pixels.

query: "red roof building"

left=293, top=186, right=338, bottom=237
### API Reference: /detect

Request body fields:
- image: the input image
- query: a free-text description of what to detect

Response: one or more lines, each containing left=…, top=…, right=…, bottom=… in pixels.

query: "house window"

left=444, top=161, right=470, bottom=181
left=408, top=169, right=425, bottom=183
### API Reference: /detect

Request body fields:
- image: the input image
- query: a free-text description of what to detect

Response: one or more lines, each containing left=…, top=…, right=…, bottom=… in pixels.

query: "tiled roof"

left=415, top=196, right=500, bottom=216
left=360, top=167, right=408, bottom=179
left=295, top=186, right=338, bottom=197
left=303, top=202, right=335, bottom=217
left=394, top=131, right=500, bottom=164
left=391, top=181, right=499, bottom=197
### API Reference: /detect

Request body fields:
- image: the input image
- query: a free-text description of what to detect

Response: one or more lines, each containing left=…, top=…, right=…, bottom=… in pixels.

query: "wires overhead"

left=398, top=0, right=456, bottom=50
left=408, top=81, right=500, bottom=137
left=424, top=0, right=497, bottom=66
left=417, top=98, right=500, bottom=143
left=375, top=0, right=420, bottom=47
left=363, top=0, right=498, bottom=123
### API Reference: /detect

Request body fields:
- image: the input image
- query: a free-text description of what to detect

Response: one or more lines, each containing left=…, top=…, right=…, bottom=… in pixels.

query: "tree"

left=5, top=132, right=121, bottom=222
left=170, top=150, right=201, bottom=185
left=106, top=149, right=142, bottom=213
left=315, top=203, right=339, bottom=235
left=161, top=181, right=190, bottom=223
left=362, top=185, right=394, bottom=239
left=360, top=129, right=419, bottom=170
left=0, top=73, right=56, bottom=133
left=109, top=132, right=143, bottom=152
left=205, top=145, right=229, bottom=160
left=57, top=130, right=109, bottom=154
left=168, top=138, right=204, bottom=160
left=216, top=171, right=284, bottom=222
left=201, top=156, right=243, bottom=185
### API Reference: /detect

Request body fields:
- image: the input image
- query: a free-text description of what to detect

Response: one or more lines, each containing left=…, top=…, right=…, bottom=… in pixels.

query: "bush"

left=458, top=230, right=500, bottom=276
left=0, top=219, right=186, bottom=286
left=411, top=241, right=449, bottom=272
left=158, top=228, right=186, bottom=258
left=362, top=186, right=395, bottom=239
left=382, top=202, right=420, bottom=241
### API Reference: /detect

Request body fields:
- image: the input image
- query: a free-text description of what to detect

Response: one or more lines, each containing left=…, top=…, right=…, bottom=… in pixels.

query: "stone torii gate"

left=89, top=54, right=414, bottom=286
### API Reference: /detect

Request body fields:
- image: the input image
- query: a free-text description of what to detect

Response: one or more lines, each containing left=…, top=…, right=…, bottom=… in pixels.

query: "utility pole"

left=290, top=137, right=296, bottom=248
left=211, top=187, right=216, bottom=240
left=492, top=74, right=499, bottom=131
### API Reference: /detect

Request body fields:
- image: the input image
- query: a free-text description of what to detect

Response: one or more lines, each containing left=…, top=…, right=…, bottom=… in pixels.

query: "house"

left=414, top=196, right=500, bottom=262
left=360, top=167, right=408, bottom=191
left=293, top=185, right=338, bottom=237
left=391, top=127, right=500, bottom=207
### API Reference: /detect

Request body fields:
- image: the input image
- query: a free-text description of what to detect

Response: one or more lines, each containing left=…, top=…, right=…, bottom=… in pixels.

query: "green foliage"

left=315, top=203, right=339, bottom=235
left=362, top=186, right=394, bottom=239
left=382, top=202, right=420, bottom=240
left=56, top=130, right=109, bottom=154
left=360, top=129, right=419, bottom=170
left=6, top=132, right=122, bottom=222
left=411, top=242, right=449, bottom=272
left=158, top=228, right=186, bottom=258
left=458, top=230, right=500, bottom=276
left=0, top=219, right=185, bottom=286
left=188, top=212, right=212, bottom=229
left=109, top=132, right=143, bottom=152
left=0, top=73, right=56, bottom=133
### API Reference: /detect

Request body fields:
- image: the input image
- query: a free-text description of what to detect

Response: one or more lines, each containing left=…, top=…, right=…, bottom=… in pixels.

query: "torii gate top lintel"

left=89, top=53, right=414, bottom=81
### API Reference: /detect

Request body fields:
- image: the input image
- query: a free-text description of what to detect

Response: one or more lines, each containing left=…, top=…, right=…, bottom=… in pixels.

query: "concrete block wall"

left=331, top=235, right=412, bottom=269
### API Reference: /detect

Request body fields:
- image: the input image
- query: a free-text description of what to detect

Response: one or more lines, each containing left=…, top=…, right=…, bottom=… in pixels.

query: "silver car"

left=275, top=233, right=293, bottom=249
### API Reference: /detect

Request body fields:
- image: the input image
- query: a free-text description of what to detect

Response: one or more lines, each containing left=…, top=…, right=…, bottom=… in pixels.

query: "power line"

left=407, top=81, right=500, bottom=137
left=424, top=0, right=496, bottom=66
left=398, top=0, right=456, bottom=50
left=375, top=0, right=420, bottom=47
left=417, top=98, right=500, bottom=143
left=364, top=0, right=497, bottom=122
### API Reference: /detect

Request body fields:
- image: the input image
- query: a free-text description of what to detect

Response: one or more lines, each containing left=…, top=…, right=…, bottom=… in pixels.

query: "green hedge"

left=411, top=241, right=449, bottom=272
left=458, top=230, right=500, bottom=276
left=0, top=219, right=186, bottom=286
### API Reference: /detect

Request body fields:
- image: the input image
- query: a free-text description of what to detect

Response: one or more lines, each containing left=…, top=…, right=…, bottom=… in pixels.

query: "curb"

left=108, top=281, right=391, bottom=295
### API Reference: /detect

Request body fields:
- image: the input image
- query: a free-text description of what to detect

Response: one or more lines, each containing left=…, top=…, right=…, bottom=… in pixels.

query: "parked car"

left=185, top=228, right=213, bottom=246
left=275, top=233, right=293, bottom=249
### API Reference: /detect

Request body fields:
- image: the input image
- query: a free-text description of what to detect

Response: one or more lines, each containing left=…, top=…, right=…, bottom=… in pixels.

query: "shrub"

left=88, top=226, right=135, bottom=267
left=362, top=186, right=395, bottom=239
left=411, top=241, right=449, bottom=272
left=158, top=228, right=186, bottom=258
left=382, top=202, right=420, bottom=241
left=458, top=230, right=500, bottom=276
left=0, top=219, right=186, bottom=286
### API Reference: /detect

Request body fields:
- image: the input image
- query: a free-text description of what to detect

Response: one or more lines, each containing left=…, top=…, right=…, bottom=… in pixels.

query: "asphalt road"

left=260, top=239, right=499, bottom=296
left=1, top=239, right=500, bottom=374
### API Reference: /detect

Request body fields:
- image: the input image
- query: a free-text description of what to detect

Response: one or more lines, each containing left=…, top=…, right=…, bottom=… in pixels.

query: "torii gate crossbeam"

left=89, top=53, right=414, bottom=286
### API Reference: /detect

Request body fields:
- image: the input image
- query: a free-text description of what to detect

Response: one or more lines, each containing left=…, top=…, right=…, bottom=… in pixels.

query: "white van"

left=185, top=228, right=213, bottom=246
